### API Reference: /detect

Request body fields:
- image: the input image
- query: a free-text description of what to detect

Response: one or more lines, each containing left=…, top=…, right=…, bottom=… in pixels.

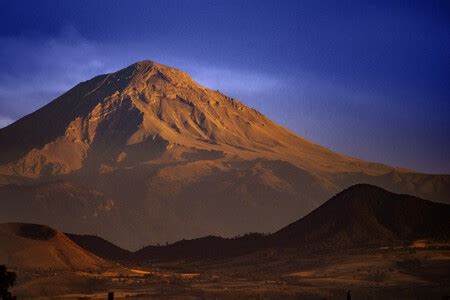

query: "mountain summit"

left=0, top=60, right=382, bottom=177
left=0, top=61, right=449, bottom=249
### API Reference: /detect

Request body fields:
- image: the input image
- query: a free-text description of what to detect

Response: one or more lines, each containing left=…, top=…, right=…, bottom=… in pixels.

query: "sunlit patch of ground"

left=129, top=269, right=151, bottom=275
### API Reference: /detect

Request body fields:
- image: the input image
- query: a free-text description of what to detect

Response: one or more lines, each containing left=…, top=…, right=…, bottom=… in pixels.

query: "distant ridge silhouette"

left=66, top=185, right=450, bottom=261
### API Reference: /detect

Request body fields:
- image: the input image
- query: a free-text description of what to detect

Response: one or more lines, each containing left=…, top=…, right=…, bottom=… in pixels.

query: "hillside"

left=66, top=233, right=132, bottom=261
left=0, top=60, right=449, bottom=249
left=0, top=223, right=108, bottom=271
left=271, top=184, right=450, bottom=249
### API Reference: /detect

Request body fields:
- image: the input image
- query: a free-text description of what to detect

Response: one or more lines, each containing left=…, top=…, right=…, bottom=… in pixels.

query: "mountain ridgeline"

left=0, top=61, right=449, bottom=249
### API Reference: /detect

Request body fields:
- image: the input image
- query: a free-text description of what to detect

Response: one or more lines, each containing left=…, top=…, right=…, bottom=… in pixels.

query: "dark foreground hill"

left=68, top=184, right=450, bottom=262
left=271, top=184, right=450, bottom=250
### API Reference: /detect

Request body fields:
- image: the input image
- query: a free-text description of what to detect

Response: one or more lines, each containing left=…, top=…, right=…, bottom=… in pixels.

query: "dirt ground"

left=12, top=243, right=450, bottom=299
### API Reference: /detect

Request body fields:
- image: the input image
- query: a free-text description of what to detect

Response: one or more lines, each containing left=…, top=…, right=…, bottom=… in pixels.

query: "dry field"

left=12, top=242, right=450, bottom=299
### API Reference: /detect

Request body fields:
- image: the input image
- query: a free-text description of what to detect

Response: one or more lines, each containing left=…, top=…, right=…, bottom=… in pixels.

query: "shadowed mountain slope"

left=66, top=233, right=132, bottom=262
left=0, top=60, right=449, bottom=249
left=271, top=184, right=450, bottom=250
left=133, top=233, right=269, bottom=261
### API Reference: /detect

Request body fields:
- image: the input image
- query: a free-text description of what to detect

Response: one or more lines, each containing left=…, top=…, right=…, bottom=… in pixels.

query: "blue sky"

left=0, top=0, right=449, bottom=173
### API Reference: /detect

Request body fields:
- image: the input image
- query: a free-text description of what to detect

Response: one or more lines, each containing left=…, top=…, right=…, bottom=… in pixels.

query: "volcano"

left=0, top=223, right=108, bottom=271
left=0, top=61, right=449, bottom=249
